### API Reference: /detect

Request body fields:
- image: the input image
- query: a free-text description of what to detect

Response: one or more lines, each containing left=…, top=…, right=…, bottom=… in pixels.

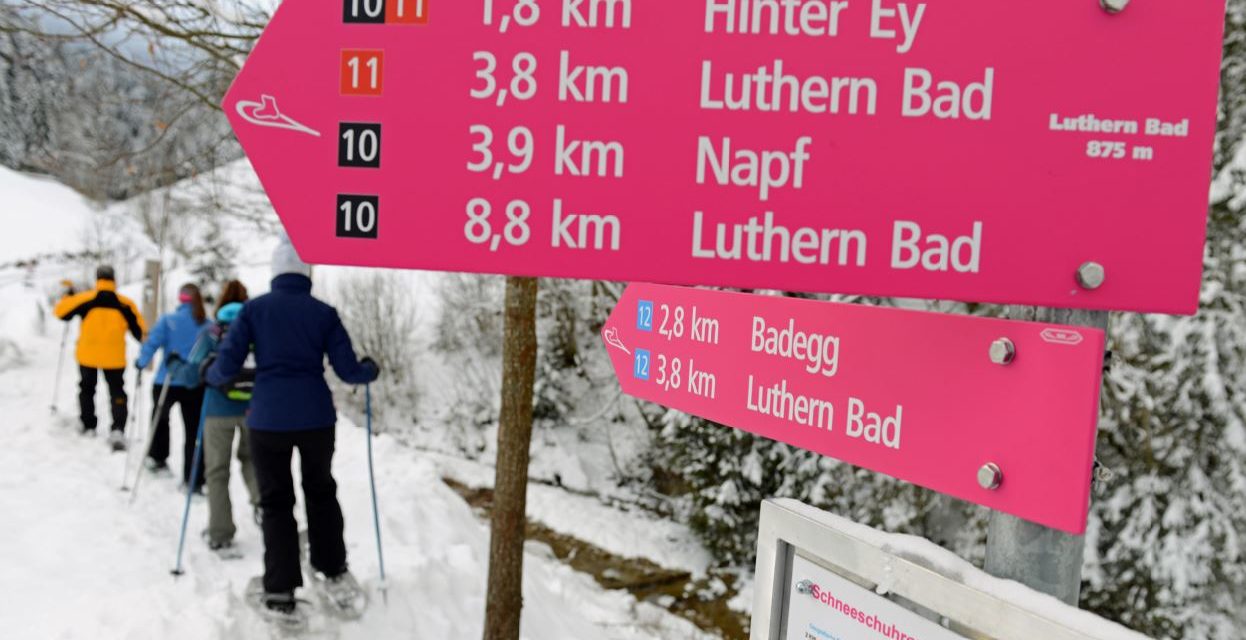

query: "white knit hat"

left=272, top=232, right=312, bottom=279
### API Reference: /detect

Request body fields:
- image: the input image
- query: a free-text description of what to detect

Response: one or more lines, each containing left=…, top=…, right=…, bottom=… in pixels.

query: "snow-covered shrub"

left=433, top=273, right=504, bottom=356
left=648, top=409, right=986, bottom=566
left=331, top=271, right=421, bottom=431
left=1074, top=9, right=1246, bottom=637
left=532, top=279, right=595, bottom=424
left=432, top=276, right=614, bottom=431
left=430, top=273, right=504, bottom=446
left=1082, top=208, right=1246, bottom=639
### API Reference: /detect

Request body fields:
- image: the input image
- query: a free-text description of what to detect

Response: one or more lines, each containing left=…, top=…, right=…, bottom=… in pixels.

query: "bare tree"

left=2, top=0, right=267, bottom=109
left=0, top=0, right=269, bottom=196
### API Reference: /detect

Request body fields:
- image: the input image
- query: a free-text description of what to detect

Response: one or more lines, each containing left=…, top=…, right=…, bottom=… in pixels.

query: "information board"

left=785, top=554, right=965, bottom=640
left=751, top=500, right=1154, bottom=640
left=225, top=0, right=1227, bottom=314
left=602, top=283, right=1105, bottom=533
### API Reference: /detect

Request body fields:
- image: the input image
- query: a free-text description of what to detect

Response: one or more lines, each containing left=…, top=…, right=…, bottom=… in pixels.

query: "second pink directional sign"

left=602, top=284, right=1105, bottom=533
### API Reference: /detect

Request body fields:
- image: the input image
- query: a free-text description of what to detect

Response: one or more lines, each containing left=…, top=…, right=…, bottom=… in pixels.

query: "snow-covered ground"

left=0, top=165, right=95, bottom=263
left=0, top=167, right=715, bottom=639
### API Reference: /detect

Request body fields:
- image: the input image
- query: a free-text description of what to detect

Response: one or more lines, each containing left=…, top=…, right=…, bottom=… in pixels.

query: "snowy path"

left=0, top=282, right=711, bottom=640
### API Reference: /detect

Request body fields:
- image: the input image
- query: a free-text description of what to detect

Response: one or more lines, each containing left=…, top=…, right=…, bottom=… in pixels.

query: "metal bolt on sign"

left=978, top=463, right=1004, bottom=490
left=989, top=338, right=1017, bottom=365
left=1077, top=262, right=1106, bottom=290
left=1100, top=0, right=1130, bottom=14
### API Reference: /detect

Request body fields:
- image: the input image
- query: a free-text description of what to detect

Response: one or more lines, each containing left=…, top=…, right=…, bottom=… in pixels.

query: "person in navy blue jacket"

left=136, top=283, right=208, bottom=489
left=206, top=235, right=378, bottom=621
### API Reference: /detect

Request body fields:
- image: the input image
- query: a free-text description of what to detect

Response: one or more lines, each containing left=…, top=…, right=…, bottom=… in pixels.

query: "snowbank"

left=0, top=166, right=97, bottom=265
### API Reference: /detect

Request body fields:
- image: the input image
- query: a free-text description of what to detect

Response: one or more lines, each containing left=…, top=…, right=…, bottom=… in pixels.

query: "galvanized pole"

left=984, top=265, right=1109, bottom=605
left=983, top=1, right=1130, bottom=606
left=142, top=260, right=161, bottom=327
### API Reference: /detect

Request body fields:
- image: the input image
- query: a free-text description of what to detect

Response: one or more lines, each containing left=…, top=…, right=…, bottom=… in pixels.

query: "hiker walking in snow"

left=207, top=235, right=379, bottom=627
left=188, top=280, right=260, bottom=555
left=53, top=266, right=146, bottom=449
left=136, top=284, right=208, bottom=491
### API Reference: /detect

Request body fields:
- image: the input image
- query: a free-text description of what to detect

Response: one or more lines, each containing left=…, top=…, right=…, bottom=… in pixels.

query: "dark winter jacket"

left=137, top=303, right=206, bottom=386
left=205, top=274, right=378, bottom=431
left=189, top=303, right=250, bottom=419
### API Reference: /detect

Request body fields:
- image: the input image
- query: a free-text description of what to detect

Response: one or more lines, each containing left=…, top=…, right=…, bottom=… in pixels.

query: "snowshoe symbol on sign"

left=236, top=95, right=321, bottom=137
left=602, top=326, right=630, bottom=355
left=1040, top=328, right=1084, bottom=346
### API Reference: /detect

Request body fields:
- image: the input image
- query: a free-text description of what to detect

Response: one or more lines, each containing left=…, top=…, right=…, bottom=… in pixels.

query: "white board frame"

left=751, top=499, right=1147, bottom=640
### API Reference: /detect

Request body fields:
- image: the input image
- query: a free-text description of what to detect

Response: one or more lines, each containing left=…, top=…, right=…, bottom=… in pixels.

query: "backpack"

left=188, top=303, right=256, bottom=402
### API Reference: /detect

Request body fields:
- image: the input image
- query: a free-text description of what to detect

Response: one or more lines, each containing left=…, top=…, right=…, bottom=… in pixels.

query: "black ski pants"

left=78, top=366, right=126, bottom=432
left=250, top=426, right=347, bottom=594
left=149, top=384, right=206, bottom=488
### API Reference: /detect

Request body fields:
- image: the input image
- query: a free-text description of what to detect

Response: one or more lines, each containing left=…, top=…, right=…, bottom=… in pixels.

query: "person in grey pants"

left=190, top=281, right=260, bottom=551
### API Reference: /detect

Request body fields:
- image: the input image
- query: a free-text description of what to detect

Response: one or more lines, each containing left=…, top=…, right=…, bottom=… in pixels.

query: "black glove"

left=166, top=353, right=185, bottom=367
left=360, top=356, right=380, bottom=381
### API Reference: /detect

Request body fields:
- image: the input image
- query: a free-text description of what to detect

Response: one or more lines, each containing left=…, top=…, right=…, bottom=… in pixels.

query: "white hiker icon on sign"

left=235, top=95, right=320, bottom=137
left=602, top=326, right=630, bottom=355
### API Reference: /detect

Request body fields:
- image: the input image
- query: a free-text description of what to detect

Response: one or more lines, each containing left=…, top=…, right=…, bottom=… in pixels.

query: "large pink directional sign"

left=601, top=283, right=1106, bottom=533
left=225, top=0, right=1226, bottom=314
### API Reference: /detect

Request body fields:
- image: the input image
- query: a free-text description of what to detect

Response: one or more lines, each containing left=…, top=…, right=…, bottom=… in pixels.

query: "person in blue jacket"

left=188, top=280, right=260, bottom=553
left=136, top=283, right=208, bottom=490
left=206, top=235, right=379, bottom=624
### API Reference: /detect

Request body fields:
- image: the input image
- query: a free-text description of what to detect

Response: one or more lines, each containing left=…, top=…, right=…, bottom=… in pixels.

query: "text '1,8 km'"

left=225, top=0, right=1229, bottom=313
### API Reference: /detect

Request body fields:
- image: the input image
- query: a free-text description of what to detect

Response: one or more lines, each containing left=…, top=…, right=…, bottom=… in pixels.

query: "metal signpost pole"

left=985, top=0, right=1126, bottom=611
left=984, top=293, right=1110, bottom=605
left=142, top=260, right=160, bottom=329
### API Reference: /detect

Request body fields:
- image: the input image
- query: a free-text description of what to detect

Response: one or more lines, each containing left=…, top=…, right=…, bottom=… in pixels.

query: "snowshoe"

left=309, top=570, right=367, bottom=621
left=107, top=431, right=127, bottom=452
left=245, top=577, right=310, bottom=635
left=296, top=530, right=367, bottom=620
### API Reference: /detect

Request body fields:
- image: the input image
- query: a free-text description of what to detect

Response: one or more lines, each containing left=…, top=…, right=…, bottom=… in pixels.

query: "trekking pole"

left=129, top=365, right=178, bottom=502
left=120, top=367, right=144, bottom=491
left=172, top=400, right=209, bottom=578
left=50, top=322, right=70, bottom=415
left=365, top=383, right=388, bottom=603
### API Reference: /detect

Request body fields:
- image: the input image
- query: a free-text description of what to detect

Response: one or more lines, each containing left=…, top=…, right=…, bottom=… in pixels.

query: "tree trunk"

left=482, top=276, right=539, bottom=640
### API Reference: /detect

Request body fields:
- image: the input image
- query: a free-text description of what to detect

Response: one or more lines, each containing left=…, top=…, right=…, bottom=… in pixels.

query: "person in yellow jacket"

left=53, top=266, right=147, bottom=448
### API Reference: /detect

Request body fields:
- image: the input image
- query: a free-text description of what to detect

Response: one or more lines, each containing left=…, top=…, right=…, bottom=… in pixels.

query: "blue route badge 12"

left=637, top=300, right=654, bottom=331
left=633, top=349, right=651, bottom=381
